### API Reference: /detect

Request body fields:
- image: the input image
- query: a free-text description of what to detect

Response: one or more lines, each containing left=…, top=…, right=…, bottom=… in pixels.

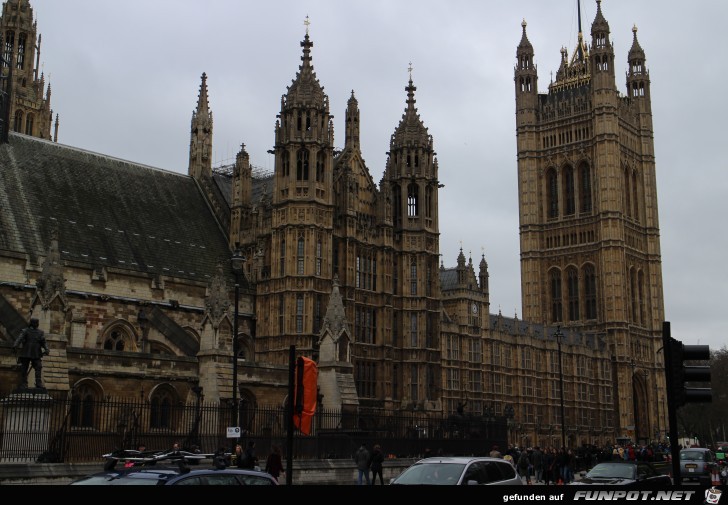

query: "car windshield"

left=586, top=463, right=635, bottom=480
left=394, top=462, right=466, bottom=485
left=681, top=451, right=706, bottom=461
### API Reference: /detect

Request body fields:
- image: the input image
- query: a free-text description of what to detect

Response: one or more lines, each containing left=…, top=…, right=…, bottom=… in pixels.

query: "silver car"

left=390, top=456, right=524, bottom=485
left=680, top=448, right=716, bottom=482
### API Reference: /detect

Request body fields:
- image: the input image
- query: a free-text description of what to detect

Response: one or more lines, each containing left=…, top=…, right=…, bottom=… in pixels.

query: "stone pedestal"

left=1, top=389, right=52, bottom=462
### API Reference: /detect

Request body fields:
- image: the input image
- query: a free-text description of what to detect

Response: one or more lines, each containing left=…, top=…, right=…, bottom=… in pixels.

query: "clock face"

left=472, top=303, right=478, bottom=314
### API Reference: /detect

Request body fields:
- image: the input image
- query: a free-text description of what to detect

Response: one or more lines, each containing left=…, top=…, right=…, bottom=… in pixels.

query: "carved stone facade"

left=0, top=1, right=666, bottom=448
left=0, top=0, right=56, bottom=140
left=513, top=1, right=665, bottom=444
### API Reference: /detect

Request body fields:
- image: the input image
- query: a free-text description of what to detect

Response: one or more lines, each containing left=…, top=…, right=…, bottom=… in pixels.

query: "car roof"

left=416, top=456, right=507, bottom=464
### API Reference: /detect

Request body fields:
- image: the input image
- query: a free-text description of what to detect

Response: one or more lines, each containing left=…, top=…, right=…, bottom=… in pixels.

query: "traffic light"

left=666, top=335, right=712, bottom=408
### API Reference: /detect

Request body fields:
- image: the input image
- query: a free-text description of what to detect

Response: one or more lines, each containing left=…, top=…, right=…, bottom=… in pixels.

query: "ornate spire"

left=628, top=25, right=645, bottom=62
left=189, top=72, right=213, bottom=178
left=285, top=17, right=325, bottom=106
left=321, top=275, right=350, bottom=338
left=390, top=64, right=431, bottom=150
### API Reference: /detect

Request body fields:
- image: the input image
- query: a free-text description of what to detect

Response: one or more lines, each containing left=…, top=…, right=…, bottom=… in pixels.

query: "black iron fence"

left=0, top=392, right=507, bottom=463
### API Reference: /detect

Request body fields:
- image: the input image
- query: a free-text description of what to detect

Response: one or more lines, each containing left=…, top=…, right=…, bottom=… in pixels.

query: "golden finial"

left=304, top=15, right=310, bottom=35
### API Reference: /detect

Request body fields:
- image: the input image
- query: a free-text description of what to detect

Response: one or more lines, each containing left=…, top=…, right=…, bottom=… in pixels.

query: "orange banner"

left=293, top=356, right=318, bottom=435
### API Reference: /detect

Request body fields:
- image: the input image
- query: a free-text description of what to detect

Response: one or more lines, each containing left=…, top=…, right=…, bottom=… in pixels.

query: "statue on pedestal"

left=13, top=318, right=50, bottom=390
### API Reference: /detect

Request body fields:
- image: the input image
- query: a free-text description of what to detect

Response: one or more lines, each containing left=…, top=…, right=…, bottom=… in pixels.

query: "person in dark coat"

left=370, top=444, right=385, bottom=485
left=13, top=318, right=49, bottom=389
left=264, top=444, right=285, bottom=483
left=243, top=441, right=258, bottom=469
left=354, top=444, right=371, bottom=485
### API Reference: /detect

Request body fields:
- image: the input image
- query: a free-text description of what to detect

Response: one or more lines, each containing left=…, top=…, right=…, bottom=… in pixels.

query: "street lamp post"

left=555, top=326, right=566, bottom=449
left=231, top=250, right=245, bottom=451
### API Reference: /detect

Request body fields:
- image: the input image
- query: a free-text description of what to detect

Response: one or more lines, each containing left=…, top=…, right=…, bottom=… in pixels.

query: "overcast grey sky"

left=30, top=0, right=728, bottom=351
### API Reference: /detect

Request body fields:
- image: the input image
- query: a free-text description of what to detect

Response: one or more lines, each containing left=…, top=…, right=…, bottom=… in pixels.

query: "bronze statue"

left=13, top=318, right=49, bottom=389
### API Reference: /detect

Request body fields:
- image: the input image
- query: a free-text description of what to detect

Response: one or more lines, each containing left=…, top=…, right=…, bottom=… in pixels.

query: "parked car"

left=69, top=449, right=279, bottom=486
left=389, top=456, right=523, bottom=485
left=570, top=461, right=672, bottom=487
left=679, top=447, right=716, bottom=483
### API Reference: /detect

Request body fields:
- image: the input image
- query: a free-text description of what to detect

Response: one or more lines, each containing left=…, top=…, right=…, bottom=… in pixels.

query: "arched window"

left=281, top=151, right=290, bottom=177
left=425, top=185, right=433, bottom=220
left=564, top=165, right=575, bottom=216
left=393, top=186, right=402, bottom=228
left=297, top=237, right=305, bottom=275
left=550, top=269, right=562, bottom=323
left=632, top=172, right=639, bottom=222
left=630, top=267, right=638, bottom=323
left=16, top=33, right=25, bottom=70
left=624, top=166, right=632, bottom=219
left=580, top=163, right=592, bottom=213
left=13, top=109, right=22, bottom=132
left=407, top=184, right=419, bottom=217
left=410, top=258, right=417, bottom=295
left=70, top=382, right=101, bottom=428
left=567, top=267, right=579, bottom=321
left=279, top=238, right=285, bottom=276
left=583, top=264, right=597, bottom=320
left=638, top=269, right=645, bottom=326
left=315, top=238, right=322, bottom=276
left=547, top=168, right=558, bottom=219
left=296, top=149, right=309, bottom=180
left=316, top=151, right=324, bottom=182
left=296, top=294, right=304, bottom=334
left=24, top=113, right=33, bottom=135
left=103, top=325, right=133, bottom=351
left=2, top=31, right=14, bottom=68
left=150, top=386, right=179, bottom=429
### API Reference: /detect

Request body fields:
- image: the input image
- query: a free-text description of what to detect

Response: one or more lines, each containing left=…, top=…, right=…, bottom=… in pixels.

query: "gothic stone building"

left=0, top=0, right=57, bottom=141
left=0, top=0, right=665, bottom=449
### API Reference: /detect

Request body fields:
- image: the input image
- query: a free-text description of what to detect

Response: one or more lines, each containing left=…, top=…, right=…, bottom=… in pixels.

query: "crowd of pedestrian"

left=485, top=441, right=671, bottom=484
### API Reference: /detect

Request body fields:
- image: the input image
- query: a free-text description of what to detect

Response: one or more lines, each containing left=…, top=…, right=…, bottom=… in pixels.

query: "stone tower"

left=0, top=0, right=55, bottom=140
left=514, top=0, right=664, bottom=441
left=250, top=25, right=337, bottom=366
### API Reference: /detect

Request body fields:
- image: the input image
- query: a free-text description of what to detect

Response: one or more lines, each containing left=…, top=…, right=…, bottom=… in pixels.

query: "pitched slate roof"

left=0, top=133, right=231, bottom=283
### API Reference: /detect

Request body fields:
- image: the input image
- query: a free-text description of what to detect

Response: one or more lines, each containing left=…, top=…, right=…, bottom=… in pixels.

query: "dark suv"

left=70, top=449, right=279, bottom=486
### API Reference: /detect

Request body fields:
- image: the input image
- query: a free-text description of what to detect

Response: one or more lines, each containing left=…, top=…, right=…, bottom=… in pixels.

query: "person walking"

left=543, top=446, right=555, bottom=485
left=370, top=444, right=385, bottom=485
left=489, top=444, right=502, bottom=458
left=517, top=449, right=532, bottom=484
left=532, top=446, right=544, bottom=483
left=234, top=444, right=246, bottom=468
left=354, top=443, right=371, bottom=485
left=243, top=440, right=258, bottom=469
left=264, top=444, right=285, bottom=484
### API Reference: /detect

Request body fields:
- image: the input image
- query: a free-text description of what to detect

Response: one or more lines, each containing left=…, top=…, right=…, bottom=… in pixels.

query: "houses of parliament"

left=0, top=0, right=666, bottom=449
